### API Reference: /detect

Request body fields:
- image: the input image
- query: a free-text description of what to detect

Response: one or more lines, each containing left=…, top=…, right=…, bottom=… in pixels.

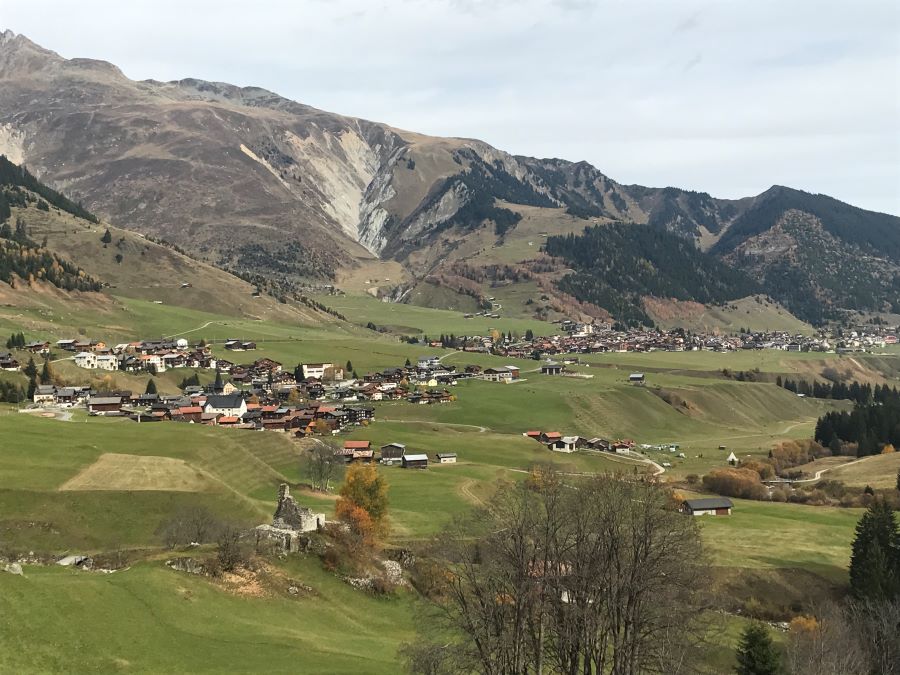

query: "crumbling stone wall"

left=272, top=484, right=324, bottom=533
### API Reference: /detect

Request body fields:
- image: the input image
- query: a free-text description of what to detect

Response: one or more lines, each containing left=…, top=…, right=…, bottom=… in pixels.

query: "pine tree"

left=849, top=498, right=900, bottom=601
left=735, top=621, right=782, bottom=675
left=23, top=357, right=36, bottom=379
left=26, top=375, right=36, bottom=401
left=101, top=228, right=112, bottom=244
left=145, top=379, right=158, bottom=395
left=346, top=360, right=353, bottom=373
left=39, top=359, right=52, bottom=385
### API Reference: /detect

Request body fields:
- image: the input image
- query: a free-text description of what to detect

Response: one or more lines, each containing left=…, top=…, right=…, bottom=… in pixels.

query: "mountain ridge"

left=1, top=30, right=897, bottom=325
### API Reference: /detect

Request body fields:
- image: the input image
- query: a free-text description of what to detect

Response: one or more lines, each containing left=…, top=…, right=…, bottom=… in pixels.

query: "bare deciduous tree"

left=302, top=439, right=345, bottom=492
left=416, top=470, right=711, bottom=675
left=787, top=598, right=900, bottom=675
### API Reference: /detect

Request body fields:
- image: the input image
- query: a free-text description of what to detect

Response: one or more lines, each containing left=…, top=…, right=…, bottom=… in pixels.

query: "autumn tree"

left=337, top=463, right=389, bottom=533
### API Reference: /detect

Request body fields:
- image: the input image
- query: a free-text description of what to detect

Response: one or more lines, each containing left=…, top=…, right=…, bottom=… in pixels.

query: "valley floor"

left=2, top=299, right=898, bottom=672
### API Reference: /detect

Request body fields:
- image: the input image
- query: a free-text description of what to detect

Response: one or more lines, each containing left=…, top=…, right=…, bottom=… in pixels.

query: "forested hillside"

left=0, top=157, right=102, bottom=292
left=0, top=155, right=99, bottom=224
left=544, top=224, right=758, bottom=326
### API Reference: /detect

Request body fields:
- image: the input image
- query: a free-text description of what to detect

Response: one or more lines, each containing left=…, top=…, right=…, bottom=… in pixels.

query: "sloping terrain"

left=1, top=30, right=897, bottom=325
left=0, top=156, right=329, bottom=325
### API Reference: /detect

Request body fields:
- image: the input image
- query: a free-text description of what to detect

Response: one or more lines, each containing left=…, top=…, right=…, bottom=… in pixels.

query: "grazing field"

left=310, top=291, right=555, bottom=337
left=698, top=498, right=861, bottom=580
left=2, top=297, right=891, bottom=673
left=0, top=559, right=416, bottom=675
left=826, top=452, right=900, bottom=489
left=59, top=453, right=219, bottom=493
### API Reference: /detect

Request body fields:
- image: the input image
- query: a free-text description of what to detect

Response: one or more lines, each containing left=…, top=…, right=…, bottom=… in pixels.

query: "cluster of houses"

left=32, top=381, right=376, bottom=434
left=443, top=321, right=898, bottom=359
left=524, top=430, right=637, bottom=454
left=335, top=440, right=456, bottom=469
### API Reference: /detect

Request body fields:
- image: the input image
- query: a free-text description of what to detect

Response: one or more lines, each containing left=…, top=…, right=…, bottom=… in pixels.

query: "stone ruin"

left=272, top=484, right=324, bottom=532
left=254, top=484, right=325, bottom=554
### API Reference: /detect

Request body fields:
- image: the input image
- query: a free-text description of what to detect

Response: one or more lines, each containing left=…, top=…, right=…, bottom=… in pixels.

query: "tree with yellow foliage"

left=337, top=463, right=389, bottom=534
left=881, top=443, right=895, bottom=454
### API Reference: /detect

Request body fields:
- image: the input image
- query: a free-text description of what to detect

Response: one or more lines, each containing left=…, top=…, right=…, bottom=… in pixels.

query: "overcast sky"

left=2, top=0, right=898, bottom=214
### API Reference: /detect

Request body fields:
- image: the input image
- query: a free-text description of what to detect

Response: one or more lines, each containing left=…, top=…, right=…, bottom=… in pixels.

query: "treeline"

left=0, top=236, right=102, bottom=292
left=5, top=332, right=26, bottom=349
left=425, top=154, right=554, bottom=236
left=544, top=223, right=757, bottom=326
left=713, top=185, right=900, bottom=262
left=0, top=155, right=99, bottom=224
left=815, top=387, right=900, bottom=454
left=0, top=379, right=27, bottom=403
left=778, top=377, right=892, bottom=404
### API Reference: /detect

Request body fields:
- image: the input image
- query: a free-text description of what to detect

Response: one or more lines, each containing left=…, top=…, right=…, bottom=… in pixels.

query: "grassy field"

left=311, top=291, right=555, bottom=337
left=0, top=558, right=417, bottom=674
left=698, top=498, right=861, bottom=580
left=826, top=452, right=900, bottom=489
left=1, top=297, right=890, bottom=673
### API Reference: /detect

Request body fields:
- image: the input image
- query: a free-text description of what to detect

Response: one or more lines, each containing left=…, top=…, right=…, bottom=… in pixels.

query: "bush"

left=216, top=525, right=249, bottom=572
left=702, top=467, right=768, bottom=500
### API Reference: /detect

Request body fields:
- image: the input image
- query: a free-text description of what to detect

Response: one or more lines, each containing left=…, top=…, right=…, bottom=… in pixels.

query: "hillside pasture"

left=59, top=453, right=219, bottom=493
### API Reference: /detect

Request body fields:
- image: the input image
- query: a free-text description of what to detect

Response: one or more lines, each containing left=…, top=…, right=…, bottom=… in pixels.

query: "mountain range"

left=1, top=29, right=898, bottom=326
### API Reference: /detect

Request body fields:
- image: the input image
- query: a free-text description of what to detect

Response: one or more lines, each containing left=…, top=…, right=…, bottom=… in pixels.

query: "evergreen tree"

left=214, top=370, right=224, bottom=393
left=39, top=359, right=52, bottom=385
left=23, top=356, right=36, bottom=379
left=346, top=360, right=353, bottom=373
left=525, top=328, right=534, bottom=341
left=101, top=228, right=112, bottom=244
left=145, top=379, right=158, bottom=395
left=26, top=375, right=36, bottom=401
left=735, top=622, right=782, bottom=675
left=849, top=498, right=900, bottom=601
left=404, top=358, right=411, bottom=367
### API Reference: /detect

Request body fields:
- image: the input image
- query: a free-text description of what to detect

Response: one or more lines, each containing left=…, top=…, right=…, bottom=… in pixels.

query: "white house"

left=204, top=393, right=247, bottom=417
left=73, top=352, right=97, bottom=369
left=95, top=354, right=119, bottom=371
left=436, top=453, right=457, bottom=464
left=302, top=363, right=334, bottom=380
left=682, top=498, right=733, bottom=516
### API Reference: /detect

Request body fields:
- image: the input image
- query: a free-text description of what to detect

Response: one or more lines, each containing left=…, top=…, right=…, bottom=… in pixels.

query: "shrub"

left=702, top=467, right=768, bottom=500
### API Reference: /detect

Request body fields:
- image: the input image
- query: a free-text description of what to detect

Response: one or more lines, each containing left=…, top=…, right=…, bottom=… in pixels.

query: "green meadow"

left=2, top=297, right=896, bottom=673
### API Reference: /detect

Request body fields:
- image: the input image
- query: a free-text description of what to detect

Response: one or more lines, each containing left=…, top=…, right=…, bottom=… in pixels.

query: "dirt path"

left=381, top=418, right=489, bottom=433
left=791, top=455, right=872, bottom=483
left=458, top=478, right=486, bottom=506
left=164, top=321, right=223, bottom=339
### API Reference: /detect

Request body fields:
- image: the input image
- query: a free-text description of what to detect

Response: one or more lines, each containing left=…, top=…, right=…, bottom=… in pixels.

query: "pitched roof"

left=344, top=440, right=372, bottom=449
left=205, top=393, right=244, bottom=408
left=684, top=498, right=733, bottom=510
